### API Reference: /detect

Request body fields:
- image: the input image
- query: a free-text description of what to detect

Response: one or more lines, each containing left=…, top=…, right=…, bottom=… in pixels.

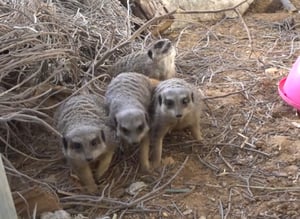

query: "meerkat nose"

left=131, top=141, right=139, bottom=146
left=176, top=114, right=182, bottom=118
left=86, top=157, right=93, bottom=162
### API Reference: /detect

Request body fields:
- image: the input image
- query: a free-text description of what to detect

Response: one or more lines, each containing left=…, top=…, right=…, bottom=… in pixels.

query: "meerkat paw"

left=152, top=156, right=175, bottom=172
left=191, top=127, right=203, bottom=141
left=85, top=183, right=98, bottom=193
left=195, top=133, right=203, bottom=141
left=140, top=163, right=152, bottom=174
left=95, top=152, right=114, bottom=181
left=152, top=160, right=161, bottom=170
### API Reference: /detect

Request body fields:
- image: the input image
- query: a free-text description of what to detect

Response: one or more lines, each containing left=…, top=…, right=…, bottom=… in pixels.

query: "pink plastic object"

left=278, top=56, right=300, bottom=110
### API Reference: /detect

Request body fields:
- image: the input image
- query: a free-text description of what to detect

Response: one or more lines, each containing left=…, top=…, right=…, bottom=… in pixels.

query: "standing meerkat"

left=109, top=39, right=176, bottom=80
left=150, top=78, right=204, bottom=169
left=105, top=72, right=153, bottom=172
left=55, top=94, right=117, bottom=193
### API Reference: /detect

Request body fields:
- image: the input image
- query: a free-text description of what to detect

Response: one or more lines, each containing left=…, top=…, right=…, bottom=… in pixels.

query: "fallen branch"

left=175, top=0, right=248, bottom=14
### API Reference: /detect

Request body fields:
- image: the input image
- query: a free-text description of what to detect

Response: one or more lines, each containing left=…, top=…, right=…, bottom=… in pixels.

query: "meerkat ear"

left=191, top=92, right=194, bottom=103
left=100, top=130, right=106, bottom=142
left=148, top=50, right=153, bottom=59
left=144, top=112, right=149, bottom=123
left=62, top=136, right=68, bottom=150
left=113, top=116, right=118, bottom=126
left=158, top=94, right=162, bottom=106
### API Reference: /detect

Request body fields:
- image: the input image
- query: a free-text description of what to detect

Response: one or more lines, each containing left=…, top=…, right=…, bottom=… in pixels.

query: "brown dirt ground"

left=5, top=6, right=300, bottom=219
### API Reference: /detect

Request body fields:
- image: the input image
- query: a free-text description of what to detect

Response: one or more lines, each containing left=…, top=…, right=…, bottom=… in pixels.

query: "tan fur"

left=150, top=78, right=203, bottom=169
left=109, top=39, right=176, bottom=80
left=55, top=94, right=117, bottom=193
left=105, top=72, right=153, bottom=172
left=149, top=78, right=161, bottom=89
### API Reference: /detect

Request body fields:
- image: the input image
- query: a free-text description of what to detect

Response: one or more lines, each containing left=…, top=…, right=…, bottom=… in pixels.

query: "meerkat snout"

left=157, top=88, right=194, bottom=119
left=114, top=108, right=149, bottom=145
left=62, top=126, right=107, bottom=162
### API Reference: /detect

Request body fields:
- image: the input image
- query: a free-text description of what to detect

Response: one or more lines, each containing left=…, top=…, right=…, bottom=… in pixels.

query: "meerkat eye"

left=72, top=142, right=82, bottom=151
left=137, top=124, right=144, bottom=132
left=162, top=42, right=171, bottom=53
left=182, top=97, right=190, bottom=105
left=62, top=137, right=68, bottom=150
left=154, top=40, right=165, bottom=49
left=101, top=130, right=106, bottom=143
left=164, top=99, right=174, bottom=108
left=121, top=126, right=129, bottom=135
left=90, top=137, right=99, bottom=147
left=147, top=50, right=153, bottom=59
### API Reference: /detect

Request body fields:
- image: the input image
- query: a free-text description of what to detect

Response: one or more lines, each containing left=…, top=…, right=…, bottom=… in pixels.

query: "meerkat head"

left=62, top=126, right=107, bottom=162
left=114, top=108, right=149, bottom=145
left=147, top=39, right=176, bottom=61
left=157, top=87, right=194, bottom=119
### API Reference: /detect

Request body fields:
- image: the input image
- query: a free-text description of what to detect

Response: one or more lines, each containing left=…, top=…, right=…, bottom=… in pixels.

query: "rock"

left=41, top=210, right=71, bottom=219
left=126, top=181, right=147, bottom=196
left=161, top=0, right=254, bottom=29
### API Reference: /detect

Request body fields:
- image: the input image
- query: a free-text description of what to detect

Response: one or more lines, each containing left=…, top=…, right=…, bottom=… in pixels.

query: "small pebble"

left=126, top=181, right=147, bottom=196
left=162, top=212, right=169, bottom=217
left=182, top=209, right=193, bottom=215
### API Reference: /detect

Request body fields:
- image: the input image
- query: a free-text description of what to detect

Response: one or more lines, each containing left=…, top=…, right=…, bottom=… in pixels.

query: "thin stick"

left=204, top=84, right=255, bottom=100
left=2, top=156, right=57, bottom=196
left=224, top=188, right=234, bottom=219
left=197, top=155, right=219, bottom=172
left=234, top=8, right=252, bottom=49
left=216, top=148, right=235, bottom=172
left=219, top=199, right=224, bottom=219
left=232, top=185, right=300, bottom=191
left=214, top=143, right=270, bottom=157
left=122, top=156, right=189, bottom=209
left=0, top=136, right=59, bottom=162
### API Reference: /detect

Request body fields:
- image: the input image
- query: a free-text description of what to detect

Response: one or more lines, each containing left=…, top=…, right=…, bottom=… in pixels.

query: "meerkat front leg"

left=190, top=122, right=203, bottom=141
left=95, top=150, right=114, bottom=181
left=139, top=134, right=151, bottom=173
left=69, top=160, right=97, bottom=193
left=151, top=126, right=169, bottom=169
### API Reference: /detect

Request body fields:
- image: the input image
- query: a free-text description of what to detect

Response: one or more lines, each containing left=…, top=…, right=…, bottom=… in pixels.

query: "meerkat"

left=55, top=94, right=118, bottom=193
left=150, top=78, right=204, bottom=169
left=109, top=39, right=176, bottom=80
left=105, top=72, right=153, bottom=172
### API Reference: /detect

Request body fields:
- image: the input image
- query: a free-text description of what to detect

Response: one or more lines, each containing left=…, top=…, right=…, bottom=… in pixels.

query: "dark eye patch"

left=121, top=126, right=130, bottom=135
left=137, top=123, right=144, bottom=132
left=154, top=40, right=165, bottom=49
left=162, top=42, right=171, bottom=53
left=182, top=97, right=190, bottom=105
left=101, top=130, right=106, bottom=142
left=90, top=137, right=99, bottom=147
left=158, top=94, right=162, bottom=105
left=164, top=99, right=174, bottom=108
left=147, top=50, right=153, bottom=59
left=71, top=142, right=82, bottom=151
left=62, top=137, right=68, bottom=150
